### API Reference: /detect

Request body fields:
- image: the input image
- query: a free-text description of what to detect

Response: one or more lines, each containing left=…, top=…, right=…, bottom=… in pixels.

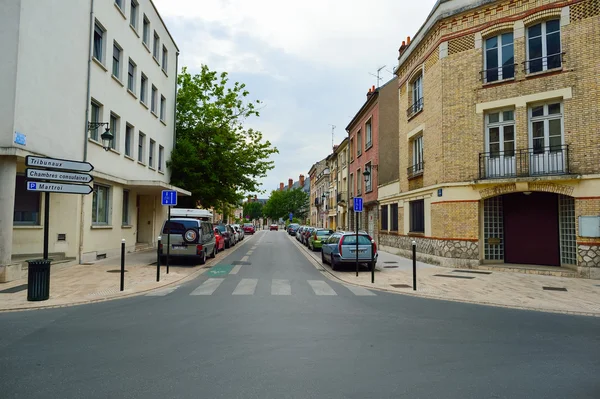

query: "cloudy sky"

left=153, top=0, right=438, bottom=196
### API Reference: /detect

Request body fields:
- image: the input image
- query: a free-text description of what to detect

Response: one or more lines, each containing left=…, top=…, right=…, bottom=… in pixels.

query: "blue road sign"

left=161, top=190, right=177, bottom=206
left=29, top=182, right=37, bottom=190
left=353, top=197, right=363, bottom=212
left=289, top=213, right=293, bottom=221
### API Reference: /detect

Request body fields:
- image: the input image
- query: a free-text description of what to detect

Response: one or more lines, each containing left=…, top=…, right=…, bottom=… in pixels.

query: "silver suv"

left=321, top=231, right=377, bottom=271
left=160, top=218, right=217, bottom=264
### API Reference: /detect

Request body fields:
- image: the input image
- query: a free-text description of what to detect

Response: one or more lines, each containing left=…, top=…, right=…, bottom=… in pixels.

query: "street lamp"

left=87, top=122, right=113, bottom=151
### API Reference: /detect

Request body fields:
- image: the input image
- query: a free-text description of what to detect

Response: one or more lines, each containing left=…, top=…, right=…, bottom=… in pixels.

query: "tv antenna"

left=329, top=124, right=336, bottom=150
left=369, top=65, right=386, bottom=88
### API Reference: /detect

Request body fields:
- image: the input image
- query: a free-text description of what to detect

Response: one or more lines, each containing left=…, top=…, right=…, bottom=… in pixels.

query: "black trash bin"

left=27, top=259, right=51, bottom=301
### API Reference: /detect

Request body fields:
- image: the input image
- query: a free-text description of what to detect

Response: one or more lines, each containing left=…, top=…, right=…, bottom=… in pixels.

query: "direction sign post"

left=353, top=197, right=363, bottom=277
left=161, top=190, right=178, bottom=274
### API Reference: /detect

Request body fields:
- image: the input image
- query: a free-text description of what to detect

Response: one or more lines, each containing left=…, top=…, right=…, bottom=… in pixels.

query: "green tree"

left=263, top=188, right=309, bottom=221
left=243, top=201, right=263, bottom=220
left=168, top=65, right=279, bottom=208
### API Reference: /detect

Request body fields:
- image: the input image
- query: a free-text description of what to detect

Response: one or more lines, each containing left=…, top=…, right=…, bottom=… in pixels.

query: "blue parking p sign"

left=353, top=197, right=363, bottom=212
left=161, top=190, right=177, bottom=206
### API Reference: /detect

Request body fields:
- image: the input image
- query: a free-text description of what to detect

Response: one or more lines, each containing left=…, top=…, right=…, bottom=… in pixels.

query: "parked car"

left=214, top=224, right=233, bottom=248
left=296, top=226, right=306, bottom=241
left=227, top=224, right=239, bottom=244
left=269, top=224, right=278, bottom=231
left=243, top=223, right=255, bottom=234
left=160, top=218, right=217, bottom=264
left=321, top=232, right=377, bottom=271
left=232, top=224, right=244, bottom=240
left=213, top=228, right=225, bottom=252
left=302, top=227, right=315, bottom=246
left=287, top=223, right=300, bottom=236
left=308, top=228, right=334, bottom=251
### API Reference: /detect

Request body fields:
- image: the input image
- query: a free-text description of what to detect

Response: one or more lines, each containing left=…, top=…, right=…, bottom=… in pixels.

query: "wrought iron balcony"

left=479, top=64, right=517, bottom=84
left=337, top=191, right=347, bottom=203
left=523, top=52, right=564, bottom=74
left=407, top=97, right=424, bottom=119
left=407, top=162, right=424, bottom=179
left=478, top=145, right=569, bottom=179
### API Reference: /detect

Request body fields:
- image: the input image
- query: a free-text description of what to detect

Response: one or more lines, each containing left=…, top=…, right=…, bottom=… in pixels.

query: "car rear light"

left=196, top=245, right=203, bottom=255
left=367, top=235, right=377, bottom=253
left=338, top=236, right=344, bottom=254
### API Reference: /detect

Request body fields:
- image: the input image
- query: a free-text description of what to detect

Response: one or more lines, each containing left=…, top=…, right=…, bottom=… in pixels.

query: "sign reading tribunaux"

left=25, top=156, right=94, bottom=173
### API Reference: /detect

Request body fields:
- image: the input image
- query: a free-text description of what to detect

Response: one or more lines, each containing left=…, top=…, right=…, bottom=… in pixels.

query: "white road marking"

left=190, top=278, right=224, bottom=295
left=308, top=280, right=337, bottom=296
left=230, top=265, right=242, bottom=275
left=146, top=286, right=179, bottom=296
left=241, top=255, right=249, bottom=262
left=232, top=278, right=258, bottom=295
left=246, top=251, right=253, bottom=255
left=345, top=285, right=376, bottom=296
left=271, top=279, right=291, bottom=295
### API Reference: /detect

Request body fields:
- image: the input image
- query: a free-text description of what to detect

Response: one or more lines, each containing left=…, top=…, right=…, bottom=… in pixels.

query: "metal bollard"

left=120, top=239, right=125, bottom=291
left=412, top=240, right=417, bottom=291
left=371, top=239, right=375, bottom=284
left=157, top=237, right=161, bottom=282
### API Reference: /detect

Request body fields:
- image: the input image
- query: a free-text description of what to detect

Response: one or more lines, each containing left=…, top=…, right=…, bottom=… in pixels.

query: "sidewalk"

left=0, top=249, right=213, bottom=312
left=294, top=237, right=600, bottom=317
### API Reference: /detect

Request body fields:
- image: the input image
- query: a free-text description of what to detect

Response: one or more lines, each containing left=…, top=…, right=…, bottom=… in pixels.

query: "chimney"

left=406, top=36, right=411, bottom=45
left=280, top=182, right=284, bottom=191
left=299, top=174, right=305, bottom=187
left=399, top=40, right=406, bottom=57
left=288, top=178, right=293, bottom=190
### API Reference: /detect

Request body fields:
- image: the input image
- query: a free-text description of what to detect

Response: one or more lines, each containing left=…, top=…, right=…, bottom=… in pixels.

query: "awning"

left=127, top=180, right=191, bottom=196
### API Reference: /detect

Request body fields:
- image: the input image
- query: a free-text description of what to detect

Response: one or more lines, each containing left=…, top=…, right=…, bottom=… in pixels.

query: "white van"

left=170, top=208, right=213, bottom=222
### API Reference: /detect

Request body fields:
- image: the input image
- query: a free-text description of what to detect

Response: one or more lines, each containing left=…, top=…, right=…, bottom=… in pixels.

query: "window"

left=380, top=205, right=389, bottom=231
left=127, top=59, right=136, bottom=92
left=160, top=95, right=166, bottom=121
left=529, top=102, right=565, bottom=174
left=90, top=100, right=101, bottom=140
left=350, top=139, right=354, bottom=161
left=115, top=0, right=123, bottom=10
left=130, top=0, right=138, bottom=30
left=109, top=113, right=119, bottom=150
left=142, top=15, right=150, bottom=46
left=125, top=124, right=133, bottom=157
left=122, top=190, right=130, bottom=225
left=138, top=132, right=145, bottom=162
left=92, top=185, right=110, bottom=225
left=93, top=22, right=105, bottom=62
left=151, top=85, right=157, bottom=114
left=356, top=169, right=361, bottom=194
left=357, top=130, right=362, bottom=156
left=527, top=20, right=561, bottom=73
left=349, top=173, right=354, bottom=197
left=140, top=73, right=148, bottom=104
left=112, top=42, right=122, bottom=79
left=158, top=145, right=164, bottom=171
left=390, top=204, right=399, bottom=232
left=149, top=139, right=155, bottom=168
left=162, top=45, right=168, bottom=71
left=484, top=32, right=514, bottom=83
left=409, top=74, right=423, bottom=116
left=484, top=110, right=515, bottom=178
left=365, top=162, right=372, bottom=192
left=409, top=199, right=425, bottom=233
left=365, top=119, right=372, bottom=148
left=412, top=135, right=423, bottom=172
left=13, top=175, right=40, bottom=225
left=153, top=31, right=160, bottom=60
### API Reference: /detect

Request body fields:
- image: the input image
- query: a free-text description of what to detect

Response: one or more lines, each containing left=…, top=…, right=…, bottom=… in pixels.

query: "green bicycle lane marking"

left=206, top=264, right=234, bottom=277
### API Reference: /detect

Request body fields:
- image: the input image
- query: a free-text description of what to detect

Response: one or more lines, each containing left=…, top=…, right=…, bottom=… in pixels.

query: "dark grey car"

left=160, top=218, right=217, bottom=264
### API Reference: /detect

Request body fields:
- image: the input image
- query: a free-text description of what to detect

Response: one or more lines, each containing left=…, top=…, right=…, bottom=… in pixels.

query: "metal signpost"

left=161, top=190, right=177, bottom=274
left=353, top=197, right=363, bottom=277
left=25, top=156, right=94, bottom=301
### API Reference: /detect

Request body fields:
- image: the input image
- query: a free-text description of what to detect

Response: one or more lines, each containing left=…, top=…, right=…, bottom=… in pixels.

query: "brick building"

left=379, top=0, right=600, bottom=278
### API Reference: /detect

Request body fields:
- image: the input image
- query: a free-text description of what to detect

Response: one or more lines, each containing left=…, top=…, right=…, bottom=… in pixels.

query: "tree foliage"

left=243, top=201, right=263, bottom=220
left=263, top=189, right=309, bottom=220
left=168, top=65, right=278, bottom=208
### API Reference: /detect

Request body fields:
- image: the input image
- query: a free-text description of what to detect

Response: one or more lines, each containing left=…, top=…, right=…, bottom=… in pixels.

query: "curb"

left=288, top=235, right=600, bottom=318
left=0, top=233, right=259, bottom=313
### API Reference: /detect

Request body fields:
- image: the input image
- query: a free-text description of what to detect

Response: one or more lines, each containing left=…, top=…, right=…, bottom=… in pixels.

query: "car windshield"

left=341, top=235, right=372, bottom=245
left=316, top=230, right=330, bottom=236
left=214, top=225, right=226, bottom=233
left=243, top=223, right=253, bottom=227
left=162, top=220, right=198, bottom=234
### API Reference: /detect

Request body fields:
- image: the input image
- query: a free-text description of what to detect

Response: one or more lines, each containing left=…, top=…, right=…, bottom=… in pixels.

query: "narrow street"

left=0, top=230, right=599, bottom=399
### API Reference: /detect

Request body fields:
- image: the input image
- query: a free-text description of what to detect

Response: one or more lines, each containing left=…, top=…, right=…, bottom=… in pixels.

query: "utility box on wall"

left=578, top=216, right=600, bottom=238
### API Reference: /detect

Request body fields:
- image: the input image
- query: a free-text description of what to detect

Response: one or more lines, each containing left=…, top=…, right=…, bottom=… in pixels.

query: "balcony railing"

left=407, top=97, right=424, bottom=119
left=479, top=63, right=517, bottom=84
left=314, top=198, right=320, bottom=206
left=523, top=52, right=564, bottom=74
left=407, top=162, right=424, bottom=179
left=337, top=191, right=347, bottom=203
left=478, top=145, right=569, bottom=179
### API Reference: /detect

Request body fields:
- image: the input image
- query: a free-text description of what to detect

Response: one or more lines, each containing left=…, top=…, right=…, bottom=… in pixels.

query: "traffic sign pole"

left=43, top=193, right=50, bottom=260
left=166, top=206, right=171, bottom=274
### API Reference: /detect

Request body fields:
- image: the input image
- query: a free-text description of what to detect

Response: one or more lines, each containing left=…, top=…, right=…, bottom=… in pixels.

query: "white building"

left=0, top=0, right=189, bottom=281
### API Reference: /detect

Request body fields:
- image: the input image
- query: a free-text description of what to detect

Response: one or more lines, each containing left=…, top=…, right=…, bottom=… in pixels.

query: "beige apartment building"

left=379, top=0, right=600, bottom=278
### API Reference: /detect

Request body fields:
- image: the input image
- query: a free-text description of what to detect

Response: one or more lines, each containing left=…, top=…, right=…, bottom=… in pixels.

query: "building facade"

left=380, top=0, right=600, bottom=278
left=0, top=0, right=188, bottom=281
left=335, top=138, right=349, bottom=230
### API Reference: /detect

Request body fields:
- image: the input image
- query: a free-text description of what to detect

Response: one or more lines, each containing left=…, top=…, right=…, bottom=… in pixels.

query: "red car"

left=269, top=224, right=278, bottom=231
left=243, top=223, right=255, bottom=234
left=213, top=228, right=225, bottom=252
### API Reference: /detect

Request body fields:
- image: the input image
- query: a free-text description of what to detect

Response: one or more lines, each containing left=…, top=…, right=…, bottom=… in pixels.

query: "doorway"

left=136, top=195, right=155, bottom=244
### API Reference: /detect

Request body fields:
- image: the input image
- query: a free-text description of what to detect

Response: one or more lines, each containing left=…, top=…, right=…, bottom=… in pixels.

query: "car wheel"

left=199, top=250, right=206, bottom=265
left=210, top=245, right=217, bottom=258
left=330, top=257, right=337, bottom=271
left=321, top=251, right=328, bottom=265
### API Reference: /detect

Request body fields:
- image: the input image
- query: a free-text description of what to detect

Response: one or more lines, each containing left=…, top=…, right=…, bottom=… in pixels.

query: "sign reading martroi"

left=27, top=181, right=93, bottom=195
left=26, top=168, right=93, bottom=184
left=25, top=156, right=94, bottom=172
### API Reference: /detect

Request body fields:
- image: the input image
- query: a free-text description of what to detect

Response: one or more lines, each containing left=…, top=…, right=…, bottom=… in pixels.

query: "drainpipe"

left=79, top=0, right=94, bottom=264
left=172, top=51, right=179, bottom=154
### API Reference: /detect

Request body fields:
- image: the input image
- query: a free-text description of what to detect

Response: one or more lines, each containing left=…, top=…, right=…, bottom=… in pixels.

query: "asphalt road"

left=1, top=230, right=599, bottom=399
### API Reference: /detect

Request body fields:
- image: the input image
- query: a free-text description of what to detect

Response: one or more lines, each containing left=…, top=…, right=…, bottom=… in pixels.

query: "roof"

left=345, top=77, right=397, bottom=131
left=149, top=0, right=181, bottom=53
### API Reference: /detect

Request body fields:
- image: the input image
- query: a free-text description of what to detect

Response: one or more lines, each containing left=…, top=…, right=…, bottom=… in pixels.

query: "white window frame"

left=483, top=32, right=514, bottom=83
left=526, top=19, right=562, bottom=74
left=90, top=100, right=102, bottom=141
left=357, top=130, right=362, bottom=156
left=528, top=101, right=565, bottom=174
left=93, top=21, right=106, bottom=63
left=162, top=45, right=168, bottom=72
left=130, top=0, right=138, bottom=31
left=365, top=119, right=372, bottom=148
left=122, top=189, right=130, bottom=226
left=149, top=139, right=155, bottom=168
left=125, top=123, right=133, bottom=157
left=92, top=184, right=111, bottom=226
left=151, top=85, right=158, bottom=114
left=112, top=41, right=122, bottom=80
left=412, top=135, right=423, bottom=171
left=365, top=162, right=372, bottom=192
left=158, top=145, right=164, bottom=171
left=160, top=95, right=166, bottom=121
left=109, top=112, right=119, bottom=150
left=140, top=73, right=148, bottom=104
left=153, top=31, right=160, bottom=60
left=138, top=132, right=146, bottom=163
left=142, top=15, right=150, bottom=46
left=127, top=58, right=136, bottom=92
left=411, top=74, right=423, bottom=113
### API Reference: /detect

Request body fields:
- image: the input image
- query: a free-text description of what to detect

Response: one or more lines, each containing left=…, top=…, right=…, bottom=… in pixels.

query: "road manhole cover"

left=384, top=265, right=399, bottom=268
left=391, top=284, right=412, bottom=288
left=452, top=270, right=492, bottom=275
left=0, top=284, right=28, bottom=294
left=434, top=274, right=474, bottom=279
left=232, top=261, right=251, bottom=265
left=543, top=286, right=567, bottom=292
left=106, top=269, right=128, bottom=273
